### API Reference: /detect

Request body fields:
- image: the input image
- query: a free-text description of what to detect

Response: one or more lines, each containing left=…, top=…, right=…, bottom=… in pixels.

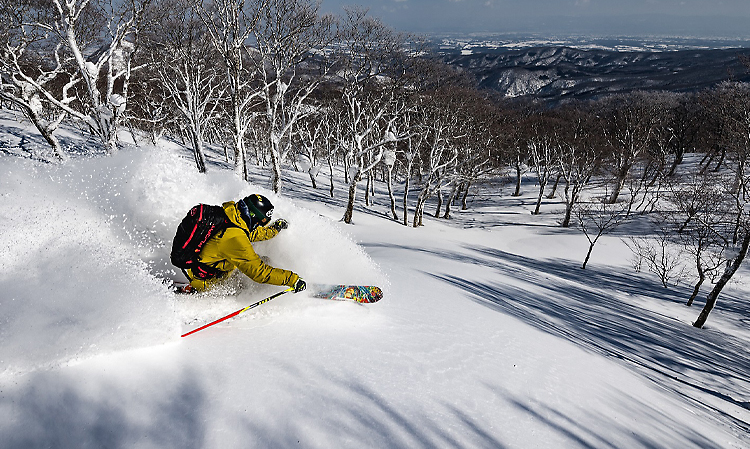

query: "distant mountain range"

left=432, top=36, right=750, bottom=101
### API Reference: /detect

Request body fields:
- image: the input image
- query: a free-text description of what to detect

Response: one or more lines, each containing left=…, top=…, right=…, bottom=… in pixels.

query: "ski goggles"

left=238, top=199, right=272, bottom=228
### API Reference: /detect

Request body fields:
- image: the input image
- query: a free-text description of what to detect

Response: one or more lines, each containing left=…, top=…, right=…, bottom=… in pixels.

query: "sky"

left=317, top=0, right=750, bottom=38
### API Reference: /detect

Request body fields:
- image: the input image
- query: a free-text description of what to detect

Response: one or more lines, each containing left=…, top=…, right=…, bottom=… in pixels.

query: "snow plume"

left=0, top=156, right=178, bottom=374
left=0, top=141, right=384, bottom=373
left=0, top=143, right=241, bottom=373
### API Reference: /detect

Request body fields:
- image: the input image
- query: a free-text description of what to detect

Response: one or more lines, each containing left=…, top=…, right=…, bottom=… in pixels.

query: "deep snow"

left=1, top=110, right=749, bottom=448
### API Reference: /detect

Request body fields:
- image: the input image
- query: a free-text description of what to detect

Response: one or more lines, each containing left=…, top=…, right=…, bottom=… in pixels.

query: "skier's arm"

left=220, top=231, right=299, bottom=287
left=248, top=225, right=280, bottom=242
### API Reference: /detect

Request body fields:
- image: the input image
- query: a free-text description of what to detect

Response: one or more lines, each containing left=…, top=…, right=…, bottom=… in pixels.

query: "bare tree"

left=692, top=82, right=750, bottom=328
left=527, top=110, right=563, bottom=215
left=398, top=107, right=424, bottom=226
left=297, top=113, right=326, bottom=188
left=52, top=0, right=152, bottom=153
left=498, top=100, right=536, bottom=198
left=148, top=0, right=224, bottom=173
left=665, top=173, right=729, bottom=306
left=665, top=93, right=702, bottom=176
left=556, top=106, right=602, bottom=228
left=127, top=75, right=172, bottom=145
left=442, top=101, right=496, bottom=219
left=411, top=95, right=460, bottom=227
left=335, top=8, right=410, bottom=224
left=0, top=0, right=144, bottom=157
left=625, top=220, right=688, bottom=289
left=382, top=139, right=399, bottom=220
left=576, top=190, right=631, bottom=269
left=598, top=91, right=668, bottom=204
left=0, top=0, right=78, bottom=161
left=197, top=0, right=265, bottom=179
left=252, top=0, right=335, bottom=192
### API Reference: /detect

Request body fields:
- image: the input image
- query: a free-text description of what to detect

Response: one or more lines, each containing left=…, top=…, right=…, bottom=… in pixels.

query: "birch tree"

left=252, top=0, right=334, bottom=192
left=50, top=0, right=151, bottom=154
left=442, top=95, right=496, bottom=219
left=0, top=0, right=78, bottom=161
left=148, top=0, right=223, bottom=173
left=335, top=8, right=410, bottom=224
left=411, top=96, right=459, bottom=227
left=599, top=92, right=667, bottom=204
left=1, top=0, right=143, bottom=157
left=692, top=82, right=750, bottom=328
left=399, top=107, right=424, bottom=226
left=576, top=188, right=631, bottom=269
left=297, top=113, right=326, bottom=188
left=197, top=0, right=265, bottom=179
left=557, top=106, right=602, bottom=228
left=528, top=111, right=562, bottom=216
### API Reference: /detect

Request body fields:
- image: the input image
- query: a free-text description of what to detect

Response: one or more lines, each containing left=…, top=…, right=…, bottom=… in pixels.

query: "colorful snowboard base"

left=309, top=284, right=383, bottom=304
left=171, top=281, right=383, bottom=304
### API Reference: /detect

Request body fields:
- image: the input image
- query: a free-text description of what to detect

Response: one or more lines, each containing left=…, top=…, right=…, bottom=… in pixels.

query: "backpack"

left=171, top=204, right=234, bottom=280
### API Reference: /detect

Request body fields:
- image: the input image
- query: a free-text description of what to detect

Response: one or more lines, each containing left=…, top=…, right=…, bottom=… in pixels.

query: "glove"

left=293, top=277, right=306, bottom=293
left=270, top=219, right=289, bottom=231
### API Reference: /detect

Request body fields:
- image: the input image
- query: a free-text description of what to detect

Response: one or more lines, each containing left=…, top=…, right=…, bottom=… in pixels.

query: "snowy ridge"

left=441, top=45, right=750, bottom=100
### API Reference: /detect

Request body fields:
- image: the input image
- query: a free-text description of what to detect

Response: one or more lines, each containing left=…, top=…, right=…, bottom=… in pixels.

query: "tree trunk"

left=343, top=171, right=361, bottom=224
left=667, top=148, right=684, bottom=176
left=582, top=241, right=595, bottom=269
left=413, top=189, right=428, bottom=227
left=309, top=171, right=318, bottom=189
left=364, top=173, right=371, bottom=206
left=547, top=174, right=562, bottom=199
left=444, top=182, right=459, bottom=219
left=693, top=231, right=750, bottom=328
left=687, top=247, right=706, bottom=307
left=533, top=180, right=546, bottom=215
left=607, top=163, right=631, bottom=204
left=386, top=166, right=398, bottom=221
left=402, top=174, right=411, bottom=226
left=561, top=181, right=577, bottom=228
left=713, top=148, right=726, bottom=172
left=189, top=129, right=207, bottom=173
left=328, top=157, right=335, bottom=198
left=269, top=148, right=283, bottom=192
left=687, top=276, right=704, bottom=307
left=27, top=109, right=66, bottom=162
left=434, top=188, right=443, bottom=218
left=513, top=163, right=522, bottom=197
left=461, top=181, right=471, bottom=210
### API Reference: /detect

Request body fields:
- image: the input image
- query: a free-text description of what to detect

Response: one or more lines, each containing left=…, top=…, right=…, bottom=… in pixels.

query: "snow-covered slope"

left=1, top=111, right=748, bottom=448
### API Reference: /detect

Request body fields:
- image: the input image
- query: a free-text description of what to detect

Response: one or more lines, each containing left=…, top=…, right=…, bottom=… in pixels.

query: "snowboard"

left=309, top=284, right=383, bottom=304
left=171, top=281, right=383, bottom=303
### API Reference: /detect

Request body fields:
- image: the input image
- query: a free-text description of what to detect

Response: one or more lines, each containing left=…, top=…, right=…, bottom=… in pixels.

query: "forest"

left=2, top=0, right=750, bottom=328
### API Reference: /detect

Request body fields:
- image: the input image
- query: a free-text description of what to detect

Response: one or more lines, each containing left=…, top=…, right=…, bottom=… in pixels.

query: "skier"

left=175, top=194, right=306, bottom=294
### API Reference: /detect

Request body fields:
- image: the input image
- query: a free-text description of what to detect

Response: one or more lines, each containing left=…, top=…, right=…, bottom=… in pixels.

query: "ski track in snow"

left=0, top=110, right=749, bottom=448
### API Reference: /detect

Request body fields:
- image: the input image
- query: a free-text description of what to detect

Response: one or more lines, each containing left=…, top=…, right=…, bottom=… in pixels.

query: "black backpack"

left=171, top=204, right=234, bottom=280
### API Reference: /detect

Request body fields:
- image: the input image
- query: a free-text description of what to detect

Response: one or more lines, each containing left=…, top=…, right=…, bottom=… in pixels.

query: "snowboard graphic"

left=309, top=284, right=383, bottom=304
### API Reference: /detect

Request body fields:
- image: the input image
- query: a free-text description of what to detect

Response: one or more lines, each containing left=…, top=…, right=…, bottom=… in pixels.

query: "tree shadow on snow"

left=236, top=359, right=720, bottom=449
left=1, top=369, right=207, bottom=449
left=422, top=245, right=750, bottom=434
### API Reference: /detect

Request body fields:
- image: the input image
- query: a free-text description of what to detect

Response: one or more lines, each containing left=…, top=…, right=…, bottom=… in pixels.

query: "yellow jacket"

left=187, top=201, right=299, bottom=291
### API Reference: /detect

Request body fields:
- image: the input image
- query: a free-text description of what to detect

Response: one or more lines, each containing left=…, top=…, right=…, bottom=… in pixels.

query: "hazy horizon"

left=318, top=1, right=750, bottom=40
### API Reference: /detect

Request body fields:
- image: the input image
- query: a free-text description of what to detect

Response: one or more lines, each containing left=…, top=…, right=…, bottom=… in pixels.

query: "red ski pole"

left=181, top=287, right=294, bottom=337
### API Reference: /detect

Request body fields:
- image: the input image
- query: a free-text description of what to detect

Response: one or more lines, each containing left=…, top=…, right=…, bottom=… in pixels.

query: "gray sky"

left=318, top=0, right=750, bottom=38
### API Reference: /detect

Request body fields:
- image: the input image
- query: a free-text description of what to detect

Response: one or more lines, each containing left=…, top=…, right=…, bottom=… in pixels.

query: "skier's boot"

left=173, top=283, right=196, bottom=294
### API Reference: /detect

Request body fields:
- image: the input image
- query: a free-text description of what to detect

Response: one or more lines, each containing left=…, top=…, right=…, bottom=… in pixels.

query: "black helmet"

left=238, top=194, right=274, bottom=230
